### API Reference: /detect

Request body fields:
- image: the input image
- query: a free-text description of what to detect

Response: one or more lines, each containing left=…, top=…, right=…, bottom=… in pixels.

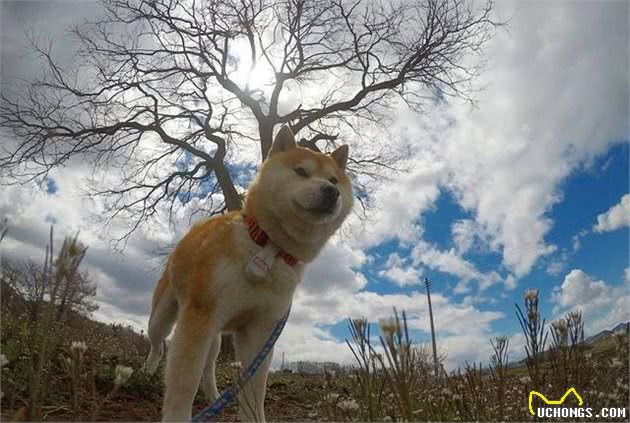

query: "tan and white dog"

left=144, top=126, right=353, bottom=422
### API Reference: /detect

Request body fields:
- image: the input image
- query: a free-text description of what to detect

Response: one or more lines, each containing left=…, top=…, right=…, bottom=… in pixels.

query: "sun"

left=230, top=38, right=276, bottom=93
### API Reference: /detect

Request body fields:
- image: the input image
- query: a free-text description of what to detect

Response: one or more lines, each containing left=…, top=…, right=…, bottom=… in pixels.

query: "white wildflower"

left=71, top=341, right=87, bottom=356
left=337, top=399, right=359, bottom=411
left=524, top=289, right=538, bottom=302
left=383, top=416, right=393, bottom=422
left=352, top=318, right=367, bottom=334
left=114, top=365, right=133, bottom=386
left=229, top=361, right=243, bottom=370
left=611, top=358, right=623, bottom=367
left=324, top=393, right=339, bottom=402
left=552, top=319, right=568, bottom=336
left=0, top=353, right=6, bottom=401
left=379, top=317, right=398, bottom=339
left=520, top=376, right=531, bottom=384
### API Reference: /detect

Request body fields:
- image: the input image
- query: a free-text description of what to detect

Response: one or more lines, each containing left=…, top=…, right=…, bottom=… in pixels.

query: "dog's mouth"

left=293, top=200, right=337, bottom=218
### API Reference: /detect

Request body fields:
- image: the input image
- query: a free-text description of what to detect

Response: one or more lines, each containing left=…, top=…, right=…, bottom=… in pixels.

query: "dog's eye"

left=329, top=177, right=338, bottom=185
left=294, top=167, right=309, bottom=177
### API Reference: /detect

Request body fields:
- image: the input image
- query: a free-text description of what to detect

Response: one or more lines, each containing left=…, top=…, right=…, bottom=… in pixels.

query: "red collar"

left=243, top=215, right=300, bottom=267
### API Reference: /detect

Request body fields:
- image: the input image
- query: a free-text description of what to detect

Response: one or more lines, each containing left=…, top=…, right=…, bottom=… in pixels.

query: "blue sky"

left=321, top=142, right=629, bottom=347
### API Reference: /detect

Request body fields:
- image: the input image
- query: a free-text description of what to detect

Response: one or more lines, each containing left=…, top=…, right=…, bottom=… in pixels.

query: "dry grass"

left=1, top=235, right=628, bottom=421
left=1, top=308, right=628, bottom=422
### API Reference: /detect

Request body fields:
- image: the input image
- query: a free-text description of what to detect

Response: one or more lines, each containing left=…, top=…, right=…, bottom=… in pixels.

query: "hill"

left=584, top=322, right=630, bottom=344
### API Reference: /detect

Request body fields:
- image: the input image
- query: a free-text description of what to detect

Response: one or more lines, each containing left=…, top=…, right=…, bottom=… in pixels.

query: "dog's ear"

left=330, top=145, right=349, bottom=170
left=268, top=126, right=296, bottom=157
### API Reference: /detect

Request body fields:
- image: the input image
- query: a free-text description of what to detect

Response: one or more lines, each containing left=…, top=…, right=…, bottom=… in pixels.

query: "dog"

left=144, top=126, right=353, bottom=422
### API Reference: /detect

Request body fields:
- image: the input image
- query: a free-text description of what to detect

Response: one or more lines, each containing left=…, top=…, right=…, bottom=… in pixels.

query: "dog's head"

left=246, top=126, right=353, bottom=233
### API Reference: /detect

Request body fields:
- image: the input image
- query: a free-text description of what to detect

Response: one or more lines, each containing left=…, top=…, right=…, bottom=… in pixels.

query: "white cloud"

left=504, top=274, right=518, bottom=291
left=394, top=1, right=627, bottom=278
left=379, top=266, right=422, bottom=287
left=349, top=156, right=443, bottom=248
left=593, top=194, right=630, bottom=233
left=341, top=1, right=628, bottom=282
left=571, top=228, right=589, bottom=253
left=546, top=249, right=570, bottom=276
left=411, top=240, right=501, bottom=293
left=451, top=219, right=484, bottom=255
left=551, top=270, right=608, bottom=310
left=301, top=237, right=367, bottom=295
left=278, top=287, right=504, bottom=369
left=378, top=253, right=423, bottom=286
left=551, top=269, right=630, bottom=334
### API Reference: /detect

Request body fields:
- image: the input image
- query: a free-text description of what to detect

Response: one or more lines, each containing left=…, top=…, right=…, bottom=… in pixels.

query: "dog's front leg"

left=235, top=323, right=274, bottom=422
left=162, top=303, right=217, bottom=422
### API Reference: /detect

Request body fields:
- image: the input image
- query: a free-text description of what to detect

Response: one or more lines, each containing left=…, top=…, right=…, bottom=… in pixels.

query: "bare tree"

left=0, top=259, right=47, bottom=319
left=55, top=269, right=99, bottom=320
left=0, top=256, right=97, bottom=320
left=1, top=0, right=496, bottom=241
left=0, top=217, right=8, bottom=242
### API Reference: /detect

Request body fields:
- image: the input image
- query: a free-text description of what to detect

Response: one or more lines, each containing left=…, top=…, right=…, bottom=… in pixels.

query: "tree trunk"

left=259, top=121, right=274, bottom=160
left=213, top=160, right=242, bottom=211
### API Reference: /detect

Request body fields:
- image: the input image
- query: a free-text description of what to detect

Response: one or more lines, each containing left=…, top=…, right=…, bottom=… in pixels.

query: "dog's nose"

left=321, top=184, right=340, bottom=201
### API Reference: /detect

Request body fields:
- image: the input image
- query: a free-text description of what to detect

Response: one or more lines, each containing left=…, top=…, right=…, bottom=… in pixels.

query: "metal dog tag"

left=246, top=243, right=279, bottom=279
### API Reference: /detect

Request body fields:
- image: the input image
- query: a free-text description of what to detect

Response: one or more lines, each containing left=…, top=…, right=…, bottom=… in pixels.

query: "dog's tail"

left=143, top=271, right=176, bottom=374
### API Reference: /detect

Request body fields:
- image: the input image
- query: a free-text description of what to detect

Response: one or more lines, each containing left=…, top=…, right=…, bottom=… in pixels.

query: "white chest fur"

left=211, top=218, right=304, bottom=330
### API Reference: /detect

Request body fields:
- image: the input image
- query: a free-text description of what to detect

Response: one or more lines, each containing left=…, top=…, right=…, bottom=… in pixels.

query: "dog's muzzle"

left=315, top=184, right=339, bottom=213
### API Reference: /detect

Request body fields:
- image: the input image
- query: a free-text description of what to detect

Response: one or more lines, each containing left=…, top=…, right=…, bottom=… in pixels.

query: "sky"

left=0, top=0, right=629, bottom=370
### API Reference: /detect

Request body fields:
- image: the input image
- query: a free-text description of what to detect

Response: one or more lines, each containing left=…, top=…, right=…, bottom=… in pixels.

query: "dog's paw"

left=143, top=346, right=163, bottom=374
left=142, top=355, right=160, bottom=374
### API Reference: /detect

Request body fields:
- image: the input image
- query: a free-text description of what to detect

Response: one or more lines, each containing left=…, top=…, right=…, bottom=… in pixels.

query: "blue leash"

left=191, top=306, right=291, bottom=422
